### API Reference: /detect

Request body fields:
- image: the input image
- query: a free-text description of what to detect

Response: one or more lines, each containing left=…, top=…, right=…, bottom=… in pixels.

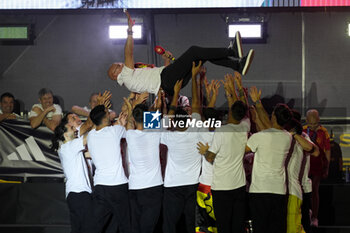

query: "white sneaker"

left=310, top=217, right=318, bottom=227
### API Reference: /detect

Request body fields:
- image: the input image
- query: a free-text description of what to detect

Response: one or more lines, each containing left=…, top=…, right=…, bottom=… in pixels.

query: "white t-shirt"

left=126, top=130, right=163, bottom=190
left=288, top=133, right=313, bottom=199
left=87, top=125, right=128, bottom=186
left=198, top=130, right=215, bottom=186
left=29, top=103, right=62, bottom=119
left=117, top=66, right=165, bottom=95
left=247, top=128, right=292, bottom=195
left=58, top=137, right=91, bottom=197
left=209, top=118, right=250, bottom=190
left=161, top=113, right=202, bottom=187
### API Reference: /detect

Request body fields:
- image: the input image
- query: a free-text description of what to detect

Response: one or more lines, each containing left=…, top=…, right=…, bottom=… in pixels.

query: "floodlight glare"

left=109, top=25, right=142, bottom=39
left=228, top=24, right=262, bottom=39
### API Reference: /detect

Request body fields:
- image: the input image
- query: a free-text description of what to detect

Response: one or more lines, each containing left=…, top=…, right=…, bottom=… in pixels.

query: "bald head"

left=306, top=109, right=320, bottom=131
left=108, top=63, right=124, bottom=81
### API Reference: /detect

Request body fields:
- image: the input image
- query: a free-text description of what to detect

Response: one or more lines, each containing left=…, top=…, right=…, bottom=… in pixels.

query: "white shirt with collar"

left=117, top=66, right=165, bottom=95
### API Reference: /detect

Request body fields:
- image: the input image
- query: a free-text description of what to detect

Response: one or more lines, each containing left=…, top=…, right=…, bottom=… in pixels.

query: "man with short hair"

left=52, top=115, right=93, bottom=233
left=87, top=105, right=130, bottom=233
left=160, top=62, right=203, bottom=233
left=303, top=109, right=331, bottom=227
left=108, top=11, right=254, bottom=96
left=0, top=92, right=19, bottom=122
left=29, top=88, right=62, bottom=131
left=123, top=102, right=163, bottom=233
left=197, top=73, right=250, bottom=233
left=246, top=86, right=293, bottom=233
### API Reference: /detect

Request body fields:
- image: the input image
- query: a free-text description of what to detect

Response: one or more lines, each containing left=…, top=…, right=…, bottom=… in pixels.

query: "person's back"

left=87, top=124, right=127, bottom=185
left=211, top=118, right=250, bottom=191
left=126, top=130, right=163, bottom=189
left=248, top=128, right=291, bottom=194
left=161, top=125, right=202, bottom=187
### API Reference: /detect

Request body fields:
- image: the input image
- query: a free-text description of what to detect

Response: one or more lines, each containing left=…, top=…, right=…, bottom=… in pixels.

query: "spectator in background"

left=328, top=130, right=343, bottom=183
left=71, top=93, right=117, bottom=121
left=303, top=109, right=331, bottom=228
left=0, top=92, right=19, bottom=122
left=29, top=88, right=62, bottom=131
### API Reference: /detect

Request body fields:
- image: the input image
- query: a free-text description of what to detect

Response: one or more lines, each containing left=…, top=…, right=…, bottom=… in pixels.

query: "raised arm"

left=123, top=97, right=135, bottom=130
left=249, top=86, right=271, bottom=129
left=207, top=80, right=220, bottom=108
left=124, top=10, right=135, bottom=69
left=222, top=73, right=238, bottom=123
left=168, top=79, right=183, bottom=116
left=234, top=72, right=249, bottom=106
left=191, top=61, right=202, bottom=114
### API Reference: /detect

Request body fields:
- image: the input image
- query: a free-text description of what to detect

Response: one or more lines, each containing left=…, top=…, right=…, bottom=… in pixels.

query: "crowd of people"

left=0, top=10, right=335, bottom=233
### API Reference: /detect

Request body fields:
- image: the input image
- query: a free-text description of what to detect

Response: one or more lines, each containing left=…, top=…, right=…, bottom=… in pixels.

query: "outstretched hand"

left=174, top=79, right=183, bottom=95
left=249, top=86, right=261, bottom=103
left=233, top=71, right=242, bottom=90
left=192, top=61, right=203, bottom=78
left=123, top=97, right=132, bottom=113
left=97, top=91, right=112, bottom=109
left=134, top=92, right=149, bottom=106
left=116, top=111, right=128, bottom=126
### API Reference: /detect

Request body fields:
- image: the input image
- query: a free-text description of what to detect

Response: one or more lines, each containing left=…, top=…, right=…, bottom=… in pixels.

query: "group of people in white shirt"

left=52, top=57, right=320, bottom=233
left=50, top=10, right=323, bottom=233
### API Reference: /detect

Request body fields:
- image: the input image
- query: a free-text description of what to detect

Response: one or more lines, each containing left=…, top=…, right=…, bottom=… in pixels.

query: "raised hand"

left=204, top=77, right=213, bottom=100
left=134, top=92, right=149, bottom=105
left=192, top=61, right=203, bottom=78
left=249, top=86, right=261, bottom=103
left=123, top=97, right=132, bottom=113
left=233, top=71, right=243, bottom=90
left=174, top=79, right=183, bottom=95
left=97, top=91, right=112, bottom=109
left=212, top=80, right=221, bottom=97
left=124, top=10, right=135, bottom=29
left=116, top=111, right=128, bottom=126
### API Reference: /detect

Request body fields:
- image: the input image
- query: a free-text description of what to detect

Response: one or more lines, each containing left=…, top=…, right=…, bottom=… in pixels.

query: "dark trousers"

left=160, top=46, right=238, bottom=95
left=212, top=186, right=246, bottom=233
left=66, top=191, right=93, bottom=233
left=129, top=185, right=163, bottom=233
left=301, top=192, right=312, bottom=233
left=92, top=184, right=131, bottom=233
left=249, top=193, right=288, bottom=233
left=162, top=183, right=199, bottom=233
left=311, top=175, right=321, bottom=219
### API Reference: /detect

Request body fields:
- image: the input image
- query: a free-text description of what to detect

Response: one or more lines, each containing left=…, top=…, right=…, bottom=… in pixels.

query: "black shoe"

left=239, top=49, right=254, bottom=75
left=228, top=31, right=243, bottom=59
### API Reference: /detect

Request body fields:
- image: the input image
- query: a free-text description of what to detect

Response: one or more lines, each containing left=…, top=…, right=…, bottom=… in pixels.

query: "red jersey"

left=303, top=125, right=330, bottom=176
